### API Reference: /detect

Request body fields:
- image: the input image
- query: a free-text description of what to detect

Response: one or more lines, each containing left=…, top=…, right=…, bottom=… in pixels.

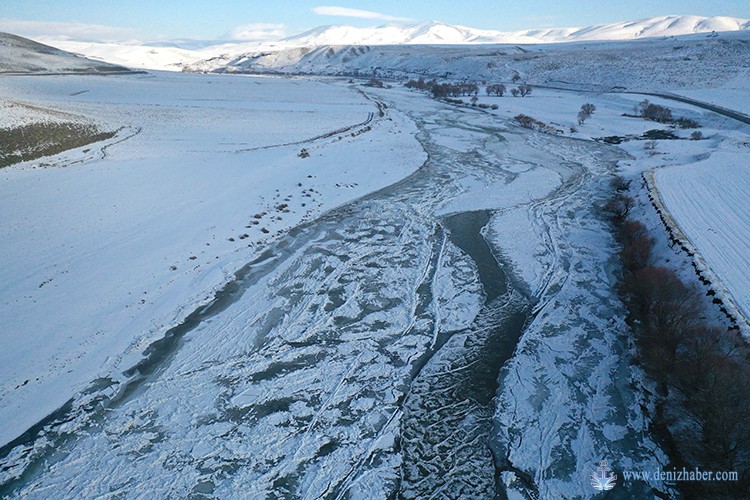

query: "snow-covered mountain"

left=283, top=16, right=749, bottom=46
left=282, top=21, right=521, bottom=46
left=190, top=28, right=750, bottom=95
left=22, top=15, right=750, bottom=71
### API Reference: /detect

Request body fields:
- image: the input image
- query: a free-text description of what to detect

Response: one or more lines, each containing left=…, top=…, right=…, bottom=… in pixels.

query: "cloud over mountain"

left=223, top=23, right=287, bottom=42
left=312, top=6, right=413, bottom=22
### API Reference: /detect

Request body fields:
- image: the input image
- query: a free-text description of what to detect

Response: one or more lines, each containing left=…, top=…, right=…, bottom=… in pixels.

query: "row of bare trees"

left=403, top=78, right=479, bottom=98
left=488, top=83, right=532, bottom=97
left=405, top=78, right=533, bottom=99
left=431, top=82, right=479, bottom=98
left=607, top=179, right=750, bottom=497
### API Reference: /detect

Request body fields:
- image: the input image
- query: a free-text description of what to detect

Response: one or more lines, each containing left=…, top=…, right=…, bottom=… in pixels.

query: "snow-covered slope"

left=34, top=38, right=274, bottom=72
left=558, top=15, right=749, bottom=41
left=0, top=32, right=131, bottom=74
left=190, top=30, right=750, bottom=94
left=282, top=21, right=534, bottom=46
left=283, top=16, right=750, bottom=46
left=19, top=15, right=750, bottom=72
left=0, top=72, right=425, bottom=452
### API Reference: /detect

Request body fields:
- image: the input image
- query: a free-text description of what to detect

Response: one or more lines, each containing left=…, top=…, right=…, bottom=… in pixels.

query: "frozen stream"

left=1, top=88, right=664, bottom=498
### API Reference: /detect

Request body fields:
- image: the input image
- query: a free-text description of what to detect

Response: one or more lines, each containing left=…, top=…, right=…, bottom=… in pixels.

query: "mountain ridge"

left=17, top=14, right=750, bottom=71
left=281, top=15, right=750, bottom=46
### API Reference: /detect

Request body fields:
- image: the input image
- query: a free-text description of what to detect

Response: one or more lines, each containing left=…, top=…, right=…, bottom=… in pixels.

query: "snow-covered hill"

left=36, top=39, right=272, bottom=73
left=0, top=32, right=132, bottom=74
left=20, top=15, right=750, bottom=71
left=189, top=30, right=750, bottom=94
left=283, top=16, right=750, bottom=46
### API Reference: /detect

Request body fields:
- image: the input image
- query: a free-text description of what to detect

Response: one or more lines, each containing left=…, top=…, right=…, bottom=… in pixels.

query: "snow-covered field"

left=653, top=145, right=750, bottom=326
left=0, top=72, right=425, bottom=449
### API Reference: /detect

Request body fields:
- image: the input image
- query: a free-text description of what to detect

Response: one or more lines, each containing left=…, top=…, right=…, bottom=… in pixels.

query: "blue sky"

left=1, top=1, right=748, bottom=41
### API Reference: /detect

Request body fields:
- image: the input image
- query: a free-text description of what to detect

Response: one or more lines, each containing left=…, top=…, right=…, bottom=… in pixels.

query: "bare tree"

left=636, top=99, right=650, bottom=116
left=518, top=84, right=532, bottom=97
left=581, top=103, right=596, bottom=115
left=603, top=193, right=634, bottom=221
left=510, top=88, right=520, bottom=97
left=486, top=83, right=506, bottom=96
left=620, top=266, right=701, bottom=372
left=679, top=356, right=750, bottom=472
left=643, top=103, right=673, bottom=123
left=577, top=103, right=597, bottom=124
left=609, top=175, right=630, bottom=192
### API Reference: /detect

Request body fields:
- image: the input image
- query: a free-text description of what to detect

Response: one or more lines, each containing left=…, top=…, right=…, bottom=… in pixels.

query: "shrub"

left=676, top=117, right=700, bottom=129
left=610, top=175, right=631, bottom=192
left=514, top=114, right=535, bottom=128
left=0, top=122, right=115, bottom=168
left=642, top=129, right=677, bottom=140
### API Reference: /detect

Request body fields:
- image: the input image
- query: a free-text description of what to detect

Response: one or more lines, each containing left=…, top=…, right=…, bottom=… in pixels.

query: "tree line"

left=404, top=78, right=533, bottom=100
left=606, top=179, right=750, bottom=498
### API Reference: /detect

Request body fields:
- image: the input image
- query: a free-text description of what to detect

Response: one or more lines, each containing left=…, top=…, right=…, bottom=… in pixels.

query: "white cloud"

left=0, top=18, right=142, bottom=42
left=312, top=6, right=413, bottom=22
left=223, top=23, right=287, bottom=41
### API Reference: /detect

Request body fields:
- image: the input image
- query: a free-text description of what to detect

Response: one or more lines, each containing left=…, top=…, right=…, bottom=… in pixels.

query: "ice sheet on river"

left=2, top=86, right=668, bottom=498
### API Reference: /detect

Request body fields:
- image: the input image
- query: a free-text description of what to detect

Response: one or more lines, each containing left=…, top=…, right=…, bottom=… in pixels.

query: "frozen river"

left=1, top=81, right=667, bottom=498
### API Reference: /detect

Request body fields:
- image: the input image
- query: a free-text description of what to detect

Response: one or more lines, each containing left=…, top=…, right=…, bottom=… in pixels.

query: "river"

left=0, top=92, right=536, bottom=499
